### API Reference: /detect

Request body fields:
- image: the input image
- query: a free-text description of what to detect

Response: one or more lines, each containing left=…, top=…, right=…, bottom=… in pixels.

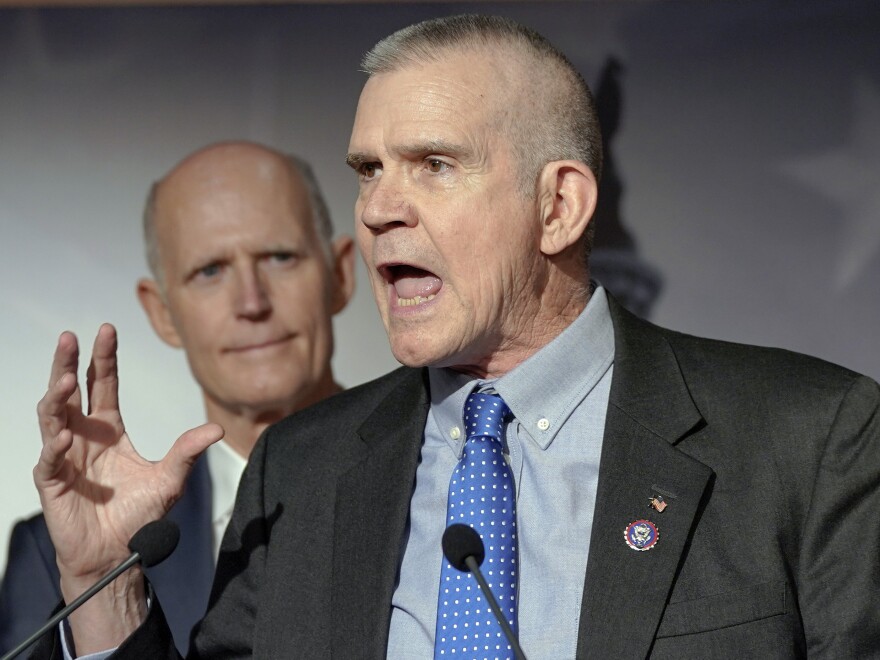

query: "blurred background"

left=1, top=0, right=878, bottom=569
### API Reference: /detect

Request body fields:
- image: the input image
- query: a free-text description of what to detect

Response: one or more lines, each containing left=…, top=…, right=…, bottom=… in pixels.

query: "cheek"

left=169, top=303, right=218, bottom=351
left=448, top=230, right=508, bottom=287
left=177, top=329, right=219, bottom=366
left=455, top=235, right=533, bottom=315
left=278, top=273, right=336, bottom=326
left=354, top=213, right=373, bottom=249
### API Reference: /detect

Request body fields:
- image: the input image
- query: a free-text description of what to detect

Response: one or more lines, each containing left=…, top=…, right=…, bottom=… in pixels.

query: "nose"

left=233, top=263, right=271, bottom=319
left=358, top=172, right=417, bottom=233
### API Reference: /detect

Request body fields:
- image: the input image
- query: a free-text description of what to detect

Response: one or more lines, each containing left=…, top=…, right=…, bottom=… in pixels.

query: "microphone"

left=441, top=524, right=527, bottom=660
left=1, top=519, right=180, bottom=660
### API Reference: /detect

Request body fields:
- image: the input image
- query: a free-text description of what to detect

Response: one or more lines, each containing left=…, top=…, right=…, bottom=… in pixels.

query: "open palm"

left=34, top=324, right=223, bottom=587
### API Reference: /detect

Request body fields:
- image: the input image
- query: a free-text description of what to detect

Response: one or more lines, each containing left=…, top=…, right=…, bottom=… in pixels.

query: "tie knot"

left=463, top=391, right=509, bottom=439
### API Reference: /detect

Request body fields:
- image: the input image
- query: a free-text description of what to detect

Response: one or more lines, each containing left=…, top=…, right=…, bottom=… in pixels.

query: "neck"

left=453, top=275, right=590, bottom=380
left=202, top=377, right=343, bottom=458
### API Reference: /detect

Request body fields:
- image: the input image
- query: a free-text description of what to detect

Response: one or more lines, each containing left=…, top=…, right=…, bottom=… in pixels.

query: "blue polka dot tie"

left=435, top=392, right=518, bottom=659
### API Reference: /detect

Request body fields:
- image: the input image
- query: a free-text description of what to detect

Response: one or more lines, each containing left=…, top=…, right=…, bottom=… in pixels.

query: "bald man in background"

left=0, top=142, right=355, bottom=656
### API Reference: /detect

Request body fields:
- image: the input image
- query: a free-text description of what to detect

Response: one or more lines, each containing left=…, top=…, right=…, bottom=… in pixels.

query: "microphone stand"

left=463, top=555, right=528, bottom=660
left=1, top=553, right=143, bottom=660
left=1, top=519, right=178, bottom=660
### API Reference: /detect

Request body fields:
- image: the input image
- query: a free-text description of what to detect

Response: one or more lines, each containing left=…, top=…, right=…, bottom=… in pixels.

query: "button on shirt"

left=387, top=286, right=615, bottom=659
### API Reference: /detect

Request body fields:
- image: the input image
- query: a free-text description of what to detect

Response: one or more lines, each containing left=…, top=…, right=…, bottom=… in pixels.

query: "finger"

left=48, top=331, right=79, bottom=388
left=161, top=423, right=225, bottom=487
left=47, top=332, right=82, bottom=411
left=86, top=323, right=120, bottom=415
left=37, top=372, right=79, bottom=441
left=33, top=428, right=74, bottom=485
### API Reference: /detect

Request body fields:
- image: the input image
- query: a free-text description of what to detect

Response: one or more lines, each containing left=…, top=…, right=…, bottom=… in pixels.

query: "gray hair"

left=361, top=15, right=603, bottom=191
left=143, top=152, right=335, bottom=284
left=361, top=15, right=602, bottom=259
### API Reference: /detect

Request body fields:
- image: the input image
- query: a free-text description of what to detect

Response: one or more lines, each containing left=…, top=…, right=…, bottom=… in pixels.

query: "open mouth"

left=380, top=264, right=442, bottom=307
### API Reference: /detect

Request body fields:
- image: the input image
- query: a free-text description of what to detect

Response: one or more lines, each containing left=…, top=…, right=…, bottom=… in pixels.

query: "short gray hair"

left=143, top=152, right=334, bottom=283
left=361, top=14, right=603, bottom=193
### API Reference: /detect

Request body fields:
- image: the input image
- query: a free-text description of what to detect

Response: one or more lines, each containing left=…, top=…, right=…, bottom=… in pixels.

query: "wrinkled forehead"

left=350, top=50, right=519, bottom=151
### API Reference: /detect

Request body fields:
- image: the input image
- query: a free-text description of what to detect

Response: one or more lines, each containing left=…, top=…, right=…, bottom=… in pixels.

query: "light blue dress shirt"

left=387, top=286, right=615, bottom=659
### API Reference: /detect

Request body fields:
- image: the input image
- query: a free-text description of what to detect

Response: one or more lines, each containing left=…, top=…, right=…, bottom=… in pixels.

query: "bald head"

left=144, top=141, right=333, bottom=286
left=136, top=140, right=355, bottom=446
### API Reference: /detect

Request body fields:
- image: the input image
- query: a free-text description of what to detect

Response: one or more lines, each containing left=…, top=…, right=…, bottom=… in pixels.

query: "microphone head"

left=442, top=523, right=485, bottom=571
left=128, top=519, right=180, bottom=568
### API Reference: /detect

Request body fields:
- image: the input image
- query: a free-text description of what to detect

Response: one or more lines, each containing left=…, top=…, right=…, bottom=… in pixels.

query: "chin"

left=238, top=380, right=308, bottom=409
left=389, top=339, right=453, bottom=370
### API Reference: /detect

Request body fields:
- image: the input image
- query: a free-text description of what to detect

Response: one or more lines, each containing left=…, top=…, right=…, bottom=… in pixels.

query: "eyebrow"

left=346, top=140, right=473, bottom=170
left=345, top=153, right=369, bottom=170
left=399, top=139, right=472, bottom=161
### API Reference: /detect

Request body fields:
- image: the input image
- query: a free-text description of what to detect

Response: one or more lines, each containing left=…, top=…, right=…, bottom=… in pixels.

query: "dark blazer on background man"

left=0, top=455, right=215, bottom=657
left=41, top=298, right=880, bottom=658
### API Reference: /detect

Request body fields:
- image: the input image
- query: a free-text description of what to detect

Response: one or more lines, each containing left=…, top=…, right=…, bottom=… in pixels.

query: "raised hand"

left=33, top=324, right=223, bottom=651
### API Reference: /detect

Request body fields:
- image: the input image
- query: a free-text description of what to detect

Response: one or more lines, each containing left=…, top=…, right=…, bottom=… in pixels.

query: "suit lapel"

left=182, top=454, right=216, bottom=600
left=331, top=369, right=430, bottom=658
left=577, top=300, right=714, bottom=659
left=147, top=454, right=215, bottom=653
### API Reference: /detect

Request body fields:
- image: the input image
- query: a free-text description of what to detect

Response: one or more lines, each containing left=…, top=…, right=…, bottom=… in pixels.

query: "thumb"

left=161, top=423, right=225, bottom=486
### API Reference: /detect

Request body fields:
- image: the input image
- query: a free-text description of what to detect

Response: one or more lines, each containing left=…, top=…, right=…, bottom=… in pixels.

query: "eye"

left=359, top=162, right=381, bottom=181
left=194, top=262, right=223, bottom=280
left=264, top=251, right=299, bottom=269
left=269, top=251, right=295, bottom=263
left=426, top=158, right=449, bottom=173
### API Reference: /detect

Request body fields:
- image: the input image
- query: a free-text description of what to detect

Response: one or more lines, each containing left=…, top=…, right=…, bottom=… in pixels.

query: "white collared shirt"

left=206, top=440, right=248, bottom=560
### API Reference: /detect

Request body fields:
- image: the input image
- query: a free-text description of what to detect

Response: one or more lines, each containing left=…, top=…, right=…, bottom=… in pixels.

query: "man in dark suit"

left=30, top=16, right=880, bottom=659
left=0, top=141, right=355, bottom=656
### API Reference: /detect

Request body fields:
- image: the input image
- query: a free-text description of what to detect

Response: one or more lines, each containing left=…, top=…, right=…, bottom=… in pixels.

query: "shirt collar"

left=206, top=439, right=248, bottom=525
left=428, top=285, right=615, bottom=453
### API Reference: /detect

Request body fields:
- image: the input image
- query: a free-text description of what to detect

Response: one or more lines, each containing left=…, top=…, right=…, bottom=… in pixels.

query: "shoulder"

left=611, top=298, right=874, bottom=425
left=2, top=511, right=59, bottom=582
left=662, top=326, right=873, bottom=422
left=0, top=513, right=63, bottom=645
left=294, top=366, right=421, bottom=419
left=269, top=366, right=423, bottom=438
left=661, top=321, right=859, bottom=380
left=254, top=366, right=425, bottom=469
left=7, top=512, right=54, bottom=558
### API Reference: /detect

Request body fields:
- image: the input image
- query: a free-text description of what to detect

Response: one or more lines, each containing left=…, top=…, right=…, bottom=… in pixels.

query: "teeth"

left=397, top=294, right=436, bottom=307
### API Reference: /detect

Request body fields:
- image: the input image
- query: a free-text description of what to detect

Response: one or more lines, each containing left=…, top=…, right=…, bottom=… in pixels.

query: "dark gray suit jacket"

left=1, top=456, right=215, bottom=657
left=42, top=299, right=880, bottom=658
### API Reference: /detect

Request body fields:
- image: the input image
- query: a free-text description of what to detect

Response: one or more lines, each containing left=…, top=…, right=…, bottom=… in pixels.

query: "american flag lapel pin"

left=649, top=494, right=667, bottom=513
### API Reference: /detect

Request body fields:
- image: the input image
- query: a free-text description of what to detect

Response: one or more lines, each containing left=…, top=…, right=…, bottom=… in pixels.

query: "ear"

left=328, top=235, right=356, bottom=315
left=136, top=278, right=184, bottom=348
left=536, top=160, right=598, bottom=257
